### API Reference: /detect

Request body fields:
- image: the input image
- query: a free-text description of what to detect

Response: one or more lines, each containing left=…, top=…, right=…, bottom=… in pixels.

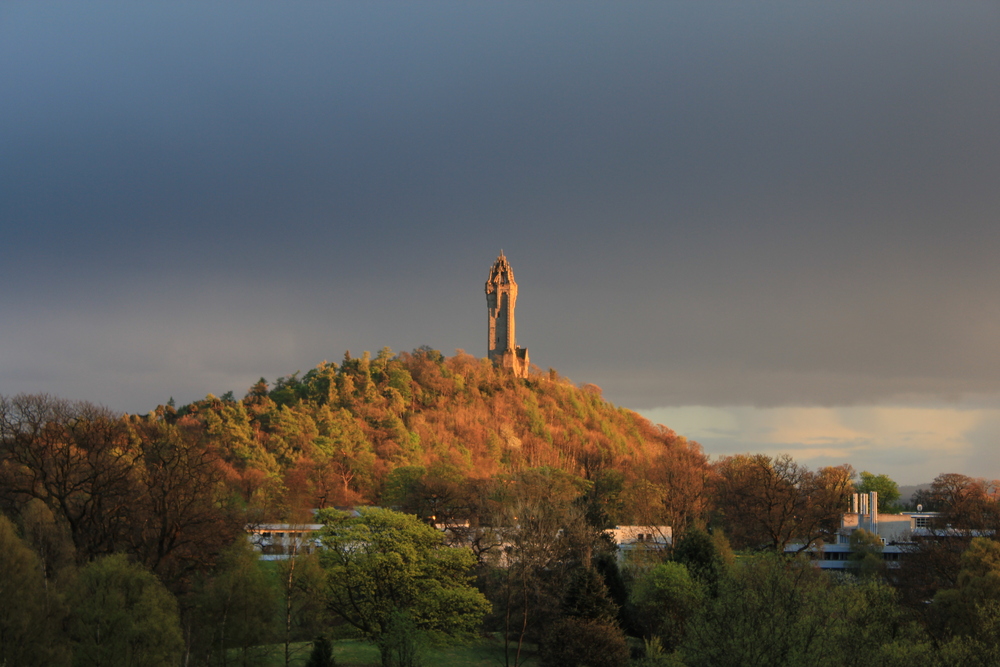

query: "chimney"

left=870, top=491, right=878, bottom=535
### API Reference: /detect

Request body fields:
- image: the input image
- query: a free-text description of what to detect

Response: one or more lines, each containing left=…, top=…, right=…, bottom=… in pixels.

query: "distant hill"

left=898, top=484, right=932, bottom=509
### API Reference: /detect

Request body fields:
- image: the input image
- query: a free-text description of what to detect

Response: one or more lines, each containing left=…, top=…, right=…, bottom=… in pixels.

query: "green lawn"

left=252, top=636, right=540, bottom=666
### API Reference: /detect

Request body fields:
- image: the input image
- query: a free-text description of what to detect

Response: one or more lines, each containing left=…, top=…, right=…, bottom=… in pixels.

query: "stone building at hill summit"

left=485, top=252, right=529, bottom=378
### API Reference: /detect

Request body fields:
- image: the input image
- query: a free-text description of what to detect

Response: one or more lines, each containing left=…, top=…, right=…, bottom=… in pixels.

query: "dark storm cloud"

left=2, top=3, right=1000, bottom=417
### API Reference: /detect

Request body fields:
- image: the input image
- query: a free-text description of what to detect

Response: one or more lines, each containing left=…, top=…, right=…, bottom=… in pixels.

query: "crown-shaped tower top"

left=486, top=251, right=515, bottom=287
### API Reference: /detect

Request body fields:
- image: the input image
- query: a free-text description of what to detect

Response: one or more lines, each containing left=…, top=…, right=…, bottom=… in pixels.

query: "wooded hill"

left=164, top=347, right=710, bottom=529
left=5, top=348, right=1000, bottom=667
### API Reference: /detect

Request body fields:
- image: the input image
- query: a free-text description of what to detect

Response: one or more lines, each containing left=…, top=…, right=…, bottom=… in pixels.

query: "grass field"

left=248, top=636, right=540, bottom=667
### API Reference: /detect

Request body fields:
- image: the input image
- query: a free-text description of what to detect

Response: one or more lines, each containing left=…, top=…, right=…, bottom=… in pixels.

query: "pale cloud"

left=639, top=401, right=1000, bottom=486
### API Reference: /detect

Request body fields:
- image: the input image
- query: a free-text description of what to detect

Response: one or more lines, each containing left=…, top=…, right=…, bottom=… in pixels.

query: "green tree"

left=67, top=554, right=183, bottom=667
left=631, top=561, right=704, bottom=649
left=848, top=528, right=885, bottom=579
left=276, top=551, right=328, bottom=667
left=856, top=472, right=901, bottom=513
left=19, top=497, right=76, bottom=586
left=481, top=469, right=594, bottom=667
left=304, top=636, right=337, bottom=667
left=680, top=553, right=832, bottom=667
left=538, top=617, right=630, bottom=667
left=681, top=554, right=928, bottom=667
left=316, top=508, right=490, bottom=666
left=930, top=537, right=1000, bottom=648
left=0, top=513, right=69, bottom=666
left=381, top=466, right=428, bottom=510
left=376, top=611, right=426, bottom=667
left=197, top=539, right=278, bottom=667
left=828, top=580, right=933, bottom=667
left=560, top=566, right=619, bottom=622
left=672, top=528, right=729, bottom=596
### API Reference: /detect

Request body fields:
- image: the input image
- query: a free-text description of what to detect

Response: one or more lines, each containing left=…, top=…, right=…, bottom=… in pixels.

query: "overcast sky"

left=3, top=3, right=999, bottom=485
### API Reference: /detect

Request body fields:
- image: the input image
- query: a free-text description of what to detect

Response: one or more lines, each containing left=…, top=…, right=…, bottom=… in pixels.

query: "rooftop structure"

left=786, top=491, right=942, bottom=569
left=606, top=525, right=672, bottom=564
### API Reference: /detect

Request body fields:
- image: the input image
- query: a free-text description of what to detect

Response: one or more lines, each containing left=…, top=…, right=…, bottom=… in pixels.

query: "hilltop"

left=162, top=347, right=709, bottom=527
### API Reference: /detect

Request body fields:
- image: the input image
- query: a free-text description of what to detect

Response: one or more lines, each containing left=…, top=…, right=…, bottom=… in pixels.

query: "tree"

left=275, top=551, right=328, bottom=667
left=305, top=636, right=337, bottom=667
left=316, top=508, right=489, bottom=666
left=196, top=538, right=278, bottom=667
left=825, top=579, right=932, bottom=667
left=538, top=618, right=630, bottom=667
left=925, top=473, right=999, bottom=531
left=680, top=554, right=833, bottom=667
left=67, top=554, right=183, bottom=667
left=856, top=472, right=901, bottom=513
left=893, top=475, right=1000, bottom=611
left=714, top=455, right=850, bottom=552
left=929, top=537, right=1000, bottom=647
left=481, top=468, right=595, bottom=667
left=848, top=529, right=885, bottom=579
left=542, top=562, right=630, bottom=667
left=0, top=394, right=136, bottom=561
left=559, top=565, right=619, bottom=623
left=376, top=611, right=426, bottom=667
left=682, top=554, right=925, bottom=667
left=126, top=417, right=241, bottom=588
left=671, top=528, right=730, bottom=596
left=0, top=513, right=69, bottom=666
left=646, top=435, right=714, bottom=535
left=630, top=561, right=703, bottom=650
left=19, top=497, right=76, bottom=586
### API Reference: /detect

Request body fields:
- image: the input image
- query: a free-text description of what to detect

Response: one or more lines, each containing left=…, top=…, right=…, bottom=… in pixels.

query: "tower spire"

left=485, top=253, right=529, bottom=378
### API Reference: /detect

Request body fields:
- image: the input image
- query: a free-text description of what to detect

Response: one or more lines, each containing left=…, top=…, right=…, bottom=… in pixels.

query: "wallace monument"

left=485, top=252, right=530, bottom=378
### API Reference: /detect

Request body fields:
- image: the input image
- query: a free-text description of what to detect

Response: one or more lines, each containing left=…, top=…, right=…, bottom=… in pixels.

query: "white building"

left=606, top=525, right=672, bottom=563
left=248, top=523, right=323, bottom=560
left=786, top=491, right=940, bottom=569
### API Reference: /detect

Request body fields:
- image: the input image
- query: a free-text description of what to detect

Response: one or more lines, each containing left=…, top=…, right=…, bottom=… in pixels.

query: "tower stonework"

left=485, top=252, right=529, bottom=378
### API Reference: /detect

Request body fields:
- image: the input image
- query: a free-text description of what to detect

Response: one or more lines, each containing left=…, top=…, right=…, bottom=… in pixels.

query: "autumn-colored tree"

left=0, top=394, right=136, bottom=562
left=893, top=474, right=1000, bottom=612
left=626, top=435, right=713, bottom=537
left=160, top=349, right=720, bottom=530
left=125, top=417, right=242, bottom=588
left=925, top=473, right=999, bottom=530
left=714, top=454, right=851, bottom=552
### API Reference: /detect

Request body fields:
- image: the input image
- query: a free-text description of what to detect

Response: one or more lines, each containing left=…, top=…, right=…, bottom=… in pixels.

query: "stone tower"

left=485, top=252, right=529, bottom=378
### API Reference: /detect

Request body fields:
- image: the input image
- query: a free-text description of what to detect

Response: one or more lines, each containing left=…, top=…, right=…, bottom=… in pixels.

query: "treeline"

left=1, top=348, right=999, bottom=665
